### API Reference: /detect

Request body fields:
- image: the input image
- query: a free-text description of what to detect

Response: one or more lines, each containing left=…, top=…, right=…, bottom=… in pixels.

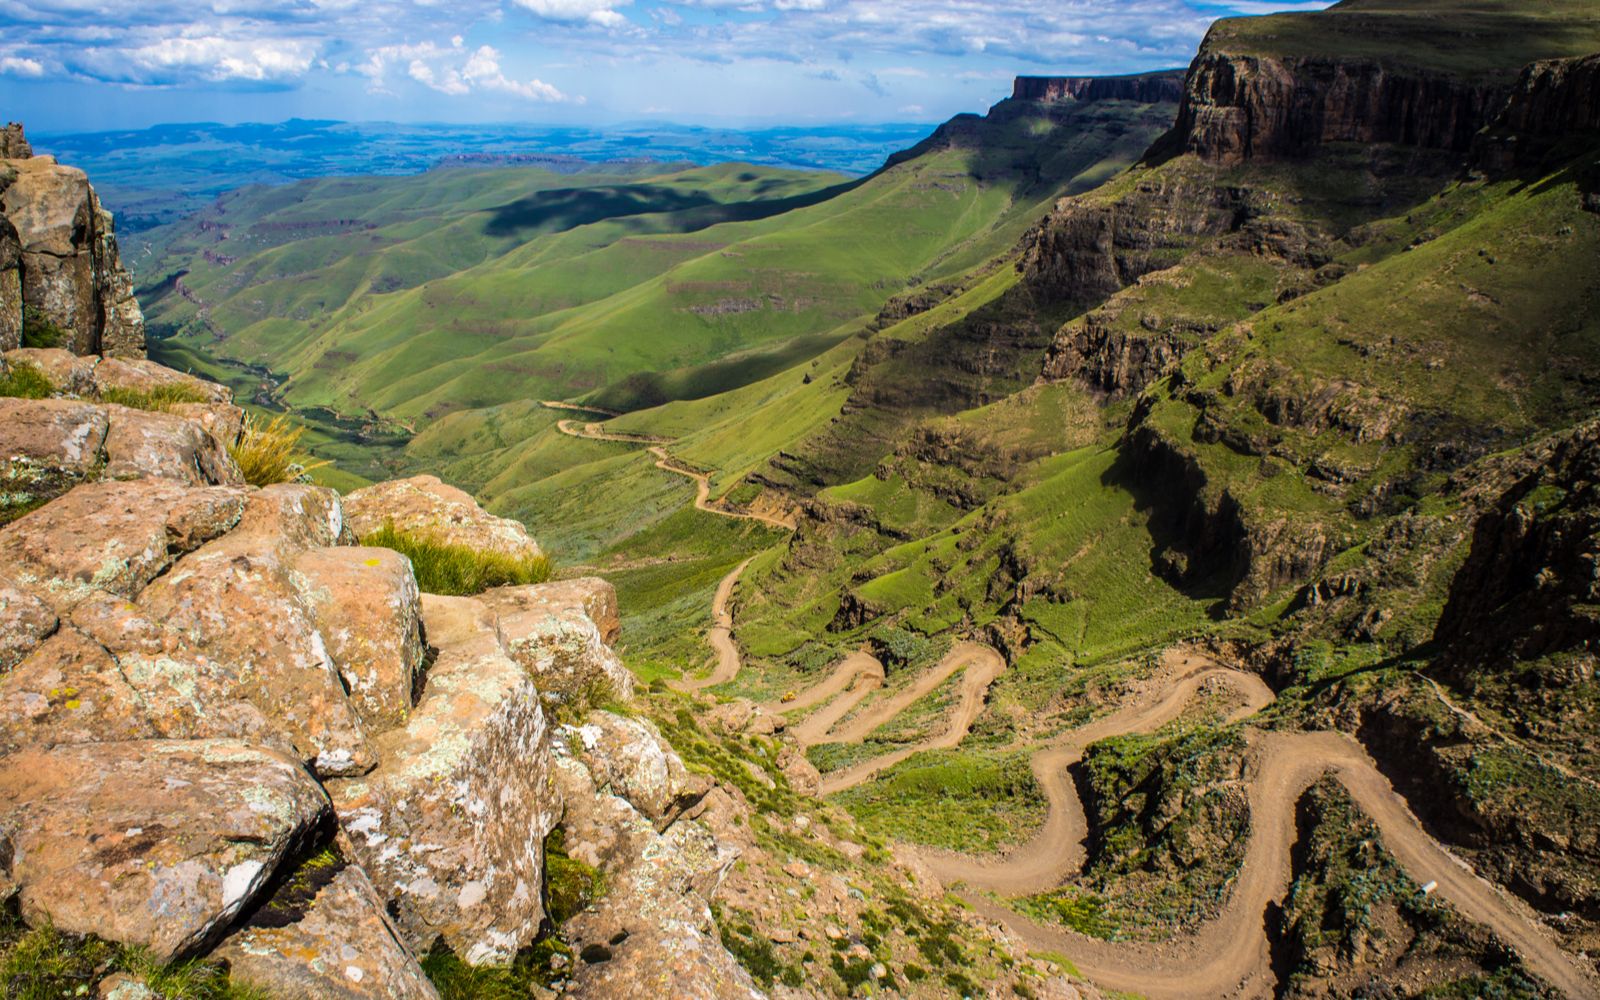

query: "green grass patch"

left=833, top=748, right=1046, bottom=853
left=544, top=828, right=606, bottom=925
left=20, top=308, right=68, bottom=350
left=362, top=523, right=552, bottom=596
left=0, top=905, right=269, bottom=1000
left=99, top=383, right=214, bottom=412
left=0, top=363, right=54, bottom=400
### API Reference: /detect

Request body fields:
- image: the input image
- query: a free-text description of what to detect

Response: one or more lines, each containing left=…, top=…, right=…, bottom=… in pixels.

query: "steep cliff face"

left=1012, top=72, right=1185, bottom=105
left=1165, top=48, right=1507, bottom=165
left=0, top=124, right=144, bottom=358
left=1478, top=53, right=1600, bottom=173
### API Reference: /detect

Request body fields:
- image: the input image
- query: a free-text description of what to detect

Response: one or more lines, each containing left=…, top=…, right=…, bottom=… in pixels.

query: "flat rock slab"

left=0, top=739, right=330, bottom=960
left=0, top=397, right=108, bottom=504
left=0, top=579, right=56, bottom=670
left=218, top=861, right=439, bottom=1000
left=343, top=475, right=543, bottom=559
left=0, top=478, right=246, bottom=612
left=330, top=594, right=558, bottom=964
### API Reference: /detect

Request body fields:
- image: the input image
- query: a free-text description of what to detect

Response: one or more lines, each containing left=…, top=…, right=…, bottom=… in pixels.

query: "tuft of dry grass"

left=363, top=522, right=552, bottom=596
left=228, top=412, right=330, bottom=487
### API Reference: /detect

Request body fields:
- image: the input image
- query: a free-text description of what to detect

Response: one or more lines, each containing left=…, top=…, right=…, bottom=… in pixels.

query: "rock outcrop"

left=1013, top=72, right=1185, bottom=105
left=0, top=125, right=144, bottom=357
left=344, top=473, right=545, bottom=558
left=0, top=355, right=688, bottom=996
left=0, top=348, right=243, bottom=519
left=1477, top=53, right=1600, bottom=172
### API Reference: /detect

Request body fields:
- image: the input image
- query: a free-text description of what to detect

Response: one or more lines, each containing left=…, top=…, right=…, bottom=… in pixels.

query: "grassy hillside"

left=141, top=89, right=1178, bottom=429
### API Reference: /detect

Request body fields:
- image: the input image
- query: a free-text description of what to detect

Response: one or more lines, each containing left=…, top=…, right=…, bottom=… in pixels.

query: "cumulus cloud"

left=513, top=0, right=632, bottom=27
left=0, top=56, right=45, bottom=77
left=364, top=37, right=571, bottom=102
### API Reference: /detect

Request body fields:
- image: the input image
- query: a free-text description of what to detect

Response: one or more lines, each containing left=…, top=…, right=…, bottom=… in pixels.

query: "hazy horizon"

left=4, top=0, right=1332, bottom=133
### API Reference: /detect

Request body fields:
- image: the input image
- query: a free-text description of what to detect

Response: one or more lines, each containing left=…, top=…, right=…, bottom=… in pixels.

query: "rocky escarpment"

left=1163, top=48, right=1507, bottom=165
left=1477, top=53, right=1600, bottom=177
left=1012, top=72, right=1186, bottom=105
left=0, top=123, right=144, bottom=357
left=0, top=355, right=761, bottom=997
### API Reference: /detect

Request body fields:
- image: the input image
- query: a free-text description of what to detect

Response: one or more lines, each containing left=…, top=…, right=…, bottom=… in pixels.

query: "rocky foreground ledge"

left=0, top=352, right=764, bottom=998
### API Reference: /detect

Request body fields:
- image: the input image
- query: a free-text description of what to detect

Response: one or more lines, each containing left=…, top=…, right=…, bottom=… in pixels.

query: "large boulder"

left=290, top=546, right=425, bottom=732
left=0, top=155, right=144, bottom=357
left=329, top=594, right=559, bottom=964
left=94, top=357, right=231, bottom=403
left=131, top=489, right=376, bottom=778
left=481, top=578, right=633, bottom=702
left=4, top=347, right=98, bottom=394
left=102, top=405, right=241, bottom=486
left=216, top=861, right=440, bottom=1000
left=0, top=739, right=330, bottom=960
left=0, top=478, right=246, bottom=613
left=343, top=474, right=543, bottom=559
left=562, top=823, right=755, bottom=1000
left=565, top=711, right=701, bottom=827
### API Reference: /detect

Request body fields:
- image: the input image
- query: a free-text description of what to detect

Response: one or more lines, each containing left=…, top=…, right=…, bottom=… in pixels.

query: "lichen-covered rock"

left=551, top=752, right=658, bottom=874
left=0, top=579, right=55, bottom=670
left=481, top=579, right=633, bottom=702
left=168, top=402, right=245, bottom=449
left=565, top=712, right=700, bottom=827
left=217, top=861, right=440, bottom=1000
left=0, top=478, right=246, bottom=613
left=0, top=626, right=156, bottom=753
left=343, top=474, right=543, bottom=559
left=0, top=397, right=109, bottom=508
left=103, top=405, right=242, bottom=486
left=0, top=739, right=329, bottom=960
left=562, top=823, right=755, bottom=1000
left=291, top=546, right=424, bottom=732
left=329, top=594, right=559, bottom=964
left=134, top=500, right=376, bottom=777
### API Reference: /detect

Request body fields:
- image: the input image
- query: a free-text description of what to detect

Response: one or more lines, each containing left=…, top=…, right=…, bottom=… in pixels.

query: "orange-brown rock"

left=290, top=546, right=424, bottom=731
left=0, top=626, right=156, bottom=753
left=479, top=577, right=632, bottom=701
left=0, top=739, right=329, bottom=960
left=329, top=594, right=558, bottom=964
left=343, top=474, right=543, bottom=559
left=217, top=862, right=439, bottom=1000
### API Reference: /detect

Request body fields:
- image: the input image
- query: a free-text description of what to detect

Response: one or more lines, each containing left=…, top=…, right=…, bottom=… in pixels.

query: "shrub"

left=100, top=383, right=213, bottom=412
left=228, top=412, right=329, bottom=487
left=0, top=363, right=53, bottom=399
left=20, top=307, right=67, bottom=349
left=362, top=523, right=552, bottom=596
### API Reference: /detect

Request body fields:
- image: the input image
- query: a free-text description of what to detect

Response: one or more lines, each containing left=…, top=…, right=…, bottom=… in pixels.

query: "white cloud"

left=512, top=0, right=633, bottom=27
left=0, top=56, right=45, bottom=77
left=364, top=38, right=571, bottom=102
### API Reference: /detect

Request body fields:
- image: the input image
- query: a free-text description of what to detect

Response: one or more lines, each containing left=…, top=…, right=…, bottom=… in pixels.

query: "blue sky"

left=2, top=0, right=1331, bottom=133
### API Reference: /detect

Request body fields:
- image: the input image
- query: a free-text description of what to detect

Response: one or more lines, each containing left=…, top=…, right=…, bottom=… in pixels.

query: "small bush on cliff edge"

left=363, top=522, right=551, bottom=596
left=229, top=412, right=328, bottom=487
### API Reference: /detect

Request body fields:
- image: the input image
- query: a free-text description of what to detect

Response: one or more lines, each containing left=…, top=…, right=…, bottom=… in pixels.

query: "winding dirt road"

left=543, top=402, right=796, bottom=530
left=672, top=558, right=754, bottom=692
left=921, top=653, right=1274, bottom=896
